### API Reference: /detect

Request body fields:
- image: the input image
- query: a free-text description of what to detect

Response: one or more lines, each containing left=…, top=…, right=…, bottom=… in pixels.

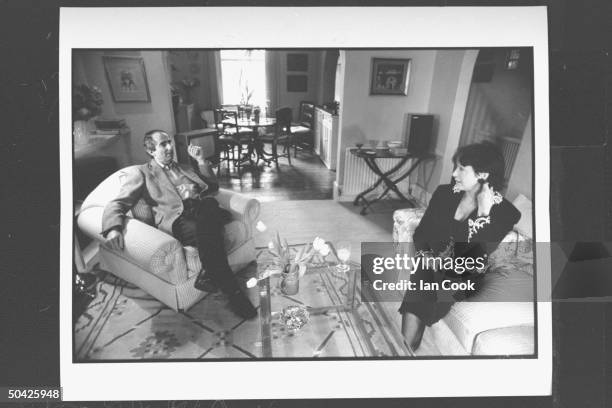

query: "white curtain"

left=265, top=51, right=279, bottom=115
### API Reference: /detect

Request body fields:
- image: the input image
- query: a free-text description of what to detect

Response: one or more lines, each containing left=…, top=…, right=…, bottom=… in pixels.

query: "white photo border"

left=60, top=6, right=551, bottom=400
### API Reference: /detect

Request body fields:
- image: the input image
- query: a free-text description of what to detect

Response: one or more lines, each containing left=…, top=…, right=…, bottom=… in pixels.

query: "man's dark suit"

left=102, top=159, right=218, bottom=237
left=100, top=134, right=257, bottom=319
left=101, top=159, right=241, bottom=296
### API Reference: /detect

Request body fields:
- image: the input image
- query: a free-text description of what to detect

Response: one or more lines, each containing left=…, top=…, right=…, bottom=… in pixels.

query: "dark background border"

left=2, top=1, right=611, bottom=407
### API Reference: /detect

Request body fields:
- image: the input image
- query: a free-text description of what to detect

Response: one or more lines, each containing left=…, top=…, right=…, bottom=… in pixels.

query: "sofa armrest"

left=214, top=189, right=261, bottom=236
left=77, top=206, right=188, bottom=284
left=471, top=325, right=534, bottom=355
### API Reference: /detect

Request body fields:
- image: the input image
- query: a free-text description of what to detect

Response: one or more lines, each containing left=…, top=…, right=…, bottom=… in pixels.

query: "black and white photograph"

left=59, top=7, right=551, bottom=401
left=73, top=47, right=535, bottom=361
left=7, top=1, right=612, bottom=406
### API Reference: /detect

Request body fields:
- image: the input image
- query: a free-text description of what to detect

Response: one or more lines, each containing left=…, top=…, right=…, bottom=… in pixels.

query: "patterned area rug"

left=74, top=259, right=409, bottom=361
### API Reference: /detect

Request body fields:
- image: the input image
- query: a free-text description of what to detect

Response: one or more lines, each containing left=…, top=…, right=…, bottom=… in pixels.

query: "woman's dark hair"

left=452, top=141, right=506, bottom=190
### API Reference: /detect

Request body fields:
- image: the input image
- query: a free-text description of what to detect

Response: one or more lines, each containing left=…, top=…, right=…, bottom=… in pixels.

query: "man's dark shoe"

left=228, top=290, right=257, bottom=320
left=194, top=273, right=219, bottom=293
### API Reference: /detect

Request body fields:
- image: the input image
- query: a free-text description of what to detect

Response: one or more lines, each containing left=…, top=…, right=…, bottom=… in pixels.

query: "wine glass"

left=335, top=241, right=351, bottom=272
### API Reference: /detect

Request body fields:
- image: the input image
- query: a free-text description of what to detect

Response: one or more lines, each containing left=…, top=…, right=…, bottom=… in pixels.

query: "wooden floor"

left=216, top=149, right=336, bottom=202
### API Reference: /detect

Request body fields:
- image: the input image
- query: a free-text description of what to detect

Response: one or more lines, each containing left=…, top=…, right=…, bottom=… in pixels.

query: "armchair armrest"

left=77, top=206, right=188, bottom=284
left=214, top=189, right=261, bottom=236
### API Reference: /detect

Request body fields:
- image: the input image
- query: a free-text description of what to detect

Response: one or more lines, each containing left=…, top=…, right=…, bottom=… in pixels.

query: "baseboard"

left=334, top=183, right=360, bottom=203
left=335, top=181, right=430, bottom=205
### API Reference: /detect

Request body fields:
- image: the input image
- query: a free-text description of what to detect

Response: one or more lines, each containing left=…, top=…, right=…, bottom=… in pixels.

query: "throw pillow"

left=512, top=194, right=533, bottom=239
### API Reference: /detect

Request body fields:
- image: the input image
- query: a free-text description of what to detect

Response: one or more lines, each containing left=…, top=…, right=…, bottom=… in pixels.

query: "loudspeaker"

left=404, top=114, right=434, bottom=156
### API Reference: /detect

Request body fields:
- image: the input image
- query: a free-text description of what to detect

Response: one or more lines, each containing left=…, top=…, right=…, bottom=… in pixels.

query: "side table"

left=351, top=148, right=434, bottom=215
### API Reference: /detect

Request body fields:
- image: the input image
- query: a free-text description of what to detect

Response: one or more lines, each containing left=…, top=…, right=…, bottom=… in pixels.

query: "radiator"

left=342, top=148, right=414, bottom=197
left=500, top=136, right=521, bottom=180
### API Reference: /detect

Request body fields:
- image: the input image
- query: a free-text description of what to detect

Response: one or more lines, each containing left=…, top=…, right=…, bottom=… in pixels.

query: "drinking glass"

left=335, top=241, right=351, bottom=272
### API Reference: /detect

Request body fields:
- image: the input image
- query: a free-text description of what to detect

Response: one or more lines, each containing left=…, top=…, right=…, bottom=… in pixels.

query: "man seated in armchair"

left=101, top=129, right=257, bottom=319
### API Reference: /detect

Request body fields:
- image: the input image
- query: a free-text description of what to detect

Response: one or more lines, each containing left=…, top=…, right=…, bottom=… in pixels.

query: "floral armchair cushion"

left=490, top=230, right=534, bottom=276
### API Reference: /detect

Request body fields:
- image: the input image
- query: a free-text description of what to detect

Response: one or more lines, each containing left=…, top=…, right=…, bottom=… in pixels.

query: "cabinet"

left=314, top=107, right=338, bottom=170
left=74, top=126, right=132, bottom=168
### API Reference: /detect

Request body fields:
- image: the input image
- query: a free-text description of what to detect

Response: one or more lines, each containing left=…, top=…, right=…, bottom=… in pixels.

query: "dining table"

left=222, top=116, right=277, bottom=166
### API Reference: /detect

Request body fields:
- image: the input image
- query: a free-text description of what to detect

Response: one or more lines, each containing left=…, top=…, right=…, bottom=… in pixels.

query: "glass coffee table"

left=256, top=247, right=414, bottom=358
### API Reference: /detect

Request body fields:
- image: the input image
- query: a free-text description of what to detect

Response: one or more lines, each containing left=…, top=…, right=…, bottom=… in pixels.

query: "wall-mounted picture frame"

left=370, top=57, right=411, bottom=95
left=287, top=53, right=308, bottom=71
left=287, top=74, right=308, bottom=92
left=103, top=56, right=151, bottom=102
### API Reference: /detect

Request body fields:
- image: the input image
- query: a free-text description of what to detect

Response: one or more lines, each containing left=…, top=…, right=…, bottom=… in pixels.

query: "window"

left=220, top=50, right=267, bottom=107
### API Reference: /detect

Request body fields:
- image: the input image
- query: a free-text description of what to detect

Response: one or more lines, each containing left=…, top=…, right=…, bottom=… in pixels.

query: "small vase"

left=73, top=120, right=89, bottom=145
left=280, top=265, right=299, bottom=295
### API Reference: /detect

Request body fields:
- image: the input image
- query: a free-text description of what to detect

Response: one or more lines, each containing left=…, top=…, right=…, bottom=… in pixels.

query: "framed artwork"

left=103, top=56, right=151, bottom=102
left=287, top=53, right=308, bottom=71
left=287, top=75, right=308, bottom=92
left=370, top=58, right=411, bottom=95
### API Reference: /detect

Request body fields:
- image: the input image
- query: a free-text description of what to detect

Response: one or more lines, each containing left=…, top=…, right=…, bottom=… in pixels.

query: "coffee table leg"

left=348, top=263, right=358, bottom=309
left=259, top=277, right=273, bottom=358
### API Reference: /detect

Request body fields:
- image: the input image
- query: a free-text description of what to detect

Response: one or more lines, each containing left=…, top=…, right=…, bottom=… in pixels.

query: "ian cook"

left=372, top=279, right=475, bottom=291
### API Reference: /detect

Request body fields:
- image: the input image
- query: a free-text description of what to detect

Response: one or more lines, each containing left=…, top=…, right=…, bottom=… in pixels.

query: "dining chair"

left=214, top=108, right=253, bottom=176
left=259, top=107, right=293, bottom=169
left=290, top=101, right=315, bottom=157
left=210, top=109, right=235, bottom=174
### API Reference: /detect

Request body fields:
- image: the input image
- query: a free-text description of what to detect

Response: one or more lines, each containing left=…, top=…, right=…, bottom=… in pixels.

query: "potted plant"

left=238, top=73, right=254, bottom=119
left=72, top=84, right=103, bottom=144
left=176, top=77, right=200, bottom=105
left=265, top=231, right=331, bottom=295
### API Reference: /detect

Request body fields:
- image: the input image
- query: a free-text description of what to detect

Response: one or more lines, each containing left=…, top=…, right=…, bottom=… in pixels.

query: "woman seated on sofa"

left=399, top=141, right=521, bottom=350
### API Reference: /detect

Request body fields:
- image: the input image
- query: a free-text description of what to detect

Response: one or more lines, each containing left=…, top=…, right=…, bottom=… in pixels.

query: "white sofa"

left=76, top=166, right=261, bottom=312
left=391, top=195, right=535, bottom=356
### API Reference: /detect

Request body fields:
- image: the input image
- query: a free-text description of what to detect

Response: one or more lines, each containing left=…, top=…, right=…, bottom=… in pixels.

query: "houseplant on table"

left=176, top=77, right=200, bottom=105
left=73, top=84, right=103, bottom=145
left=252, top=222, right=331, bottom=295
left=268, top=232, right=326, bottom=295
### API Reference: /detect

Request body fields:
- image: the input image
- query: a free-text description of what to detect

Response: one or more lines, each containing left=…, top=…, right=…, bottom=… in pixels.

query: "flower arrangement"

left=73, top=84, right=103, bottom=121
left=180, top=77, right=200, bottom=89
left=240, top=84, right=254, bottom=107
left=266, top=233, right=331, bottom=276
left=238, top=70, right=254, bottom=106
left=246, top=221, right=331, bottom=291
left=173, top=77, right=200, bottom=104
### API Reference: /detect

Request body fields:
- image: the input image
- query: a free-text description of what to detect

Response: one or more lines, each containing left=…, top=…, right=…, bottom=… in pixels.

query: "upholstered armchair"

left=77, top=166, right=261, bottom=312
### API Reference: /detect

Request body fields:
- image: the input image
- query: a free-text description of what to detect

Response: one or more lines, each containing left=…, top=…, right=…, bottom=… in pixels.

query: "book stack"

left=95, top=118, right=126, bottom=131
left=93, top=129, right=120, bottom=135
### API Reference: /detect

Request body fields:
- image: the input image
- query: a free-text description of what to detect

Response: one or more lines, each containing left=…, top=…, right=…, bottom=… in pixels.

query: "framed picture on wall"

left=370, top=57, right=411, bottom=95
left=287, top=53, right=308, bottom=71
left=103, top=56, right=151, bottom=102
